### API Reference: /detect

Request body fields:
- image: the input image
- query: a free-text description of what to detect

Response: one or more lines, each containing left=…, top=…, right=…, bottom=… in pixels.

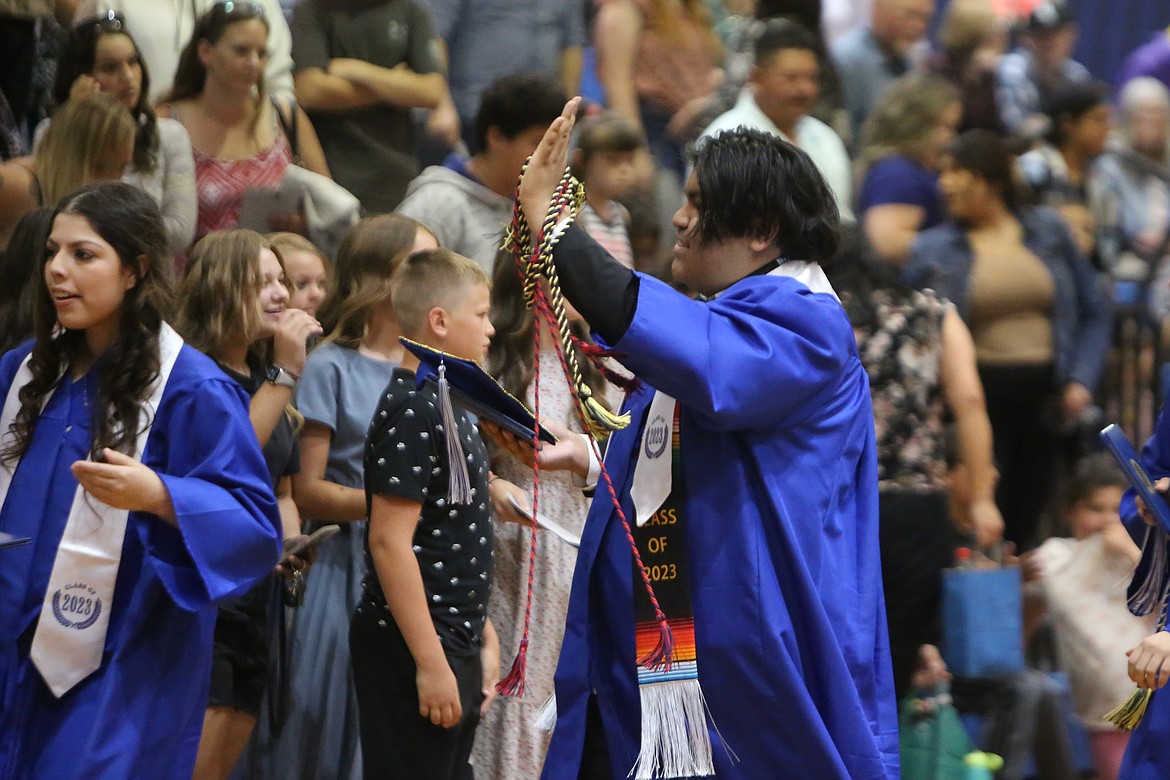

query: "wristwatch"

left=266, top=364, right=298, bottom=388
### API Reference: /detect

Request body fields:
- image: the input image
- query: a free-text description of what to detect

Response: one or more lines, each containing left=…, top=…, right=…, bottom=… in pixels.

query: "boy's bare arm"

left=369, top=493, right=462, bottom=728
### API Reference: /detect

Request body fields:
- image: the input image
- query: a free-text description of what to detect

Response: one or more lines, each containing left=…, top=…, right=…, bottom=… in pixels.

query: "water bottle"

left=963, top=750, right=1003, bottom=780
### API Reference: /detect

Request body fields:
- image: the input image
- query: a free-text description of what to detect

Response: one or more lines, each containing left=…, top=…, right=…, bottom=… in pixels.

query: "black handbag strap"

left=272, top=97, right=300, bottom=163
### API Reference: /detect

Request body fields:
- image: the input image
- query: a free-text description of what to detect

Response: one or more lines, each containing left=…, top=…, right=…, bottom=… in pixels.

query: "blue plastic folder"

left=1100, top=423, right=1170, bottom=534
left=0, top=531, right=30, bottom=550
left=941, top=566, right=1024, bottom=678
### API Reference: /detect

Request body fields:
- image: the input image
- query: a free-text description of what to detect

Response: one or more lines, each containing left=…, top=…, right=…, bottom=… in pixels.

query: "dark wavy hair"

left=756, top=0, right=822, bottom=31
left=1, top=182, right=174, bottom=464
left=1042, top=80, right=1111, bottom=148
left=486, top=247, right=611, bottom=415
left=946, top=129, right=1022, bottom=211
left=0, top=208, right=54, bottom=354
left=473, top=73, right=566, bottom=156
left=55, top=16, right=159, bottom=174
left=689, top=127, right=840, bottom=260
left=1061, top=452, right=1126, bottom=515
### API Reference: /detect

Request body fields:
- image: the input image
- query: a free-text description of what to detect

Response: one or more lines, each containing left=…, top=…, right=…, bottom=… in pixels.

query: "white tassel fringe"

left=629, top=680, right=716, bottom=779
left=438, top=362, right=472, bottom=504
left=534, top=692, right=558, bottom=733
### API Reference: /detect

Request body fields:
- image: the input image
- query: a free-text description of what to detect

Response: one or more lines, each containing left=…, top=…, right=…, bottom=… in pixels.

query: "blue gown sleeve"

left=609, top=272, right=854, bottom=432
left=139, top=371, right=282, bottom=610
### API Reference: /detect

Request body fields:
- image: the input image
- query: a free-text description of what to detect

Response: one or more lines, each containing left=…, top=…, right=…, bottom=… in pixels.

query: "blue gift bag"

left=941, top=567, right=1024, bottom=678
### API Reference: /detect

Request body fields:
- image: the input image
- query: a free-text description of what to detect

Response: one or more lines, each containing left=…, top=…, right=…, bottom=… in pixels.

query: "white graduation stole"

left=0, top=324, right=184, bottom=697
left=628, top=261, right=838, bottom=524
left=630, top=390, right=677, bottom=528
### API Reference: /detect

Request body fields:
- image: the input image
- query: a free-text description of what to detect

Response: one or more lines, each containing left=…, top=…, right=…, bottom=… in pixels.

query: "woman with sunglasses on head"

left=72, top=0, right=295, bottom=104
left=48, top=12, right=198, bottom=255
left=0, top=181, right=281, bottom=778
left=159, top=1, right=330, bottom=250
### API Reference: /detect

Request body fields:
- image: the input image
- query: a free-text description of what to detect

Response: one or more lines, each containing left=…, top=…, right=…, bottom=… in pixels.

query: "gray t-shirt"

left=422, top=0, right=585, bottom=128
left=291, top=0, right=438, bottom=214
left=296, top=341, right=398, bottom=488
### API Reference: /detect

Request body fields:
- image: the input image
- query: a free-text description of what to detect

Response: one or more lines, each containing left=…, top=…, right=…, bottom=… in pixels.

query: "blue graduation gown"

left=1119, top=403, right=1170, bottom=779
left=0, top=342, right=282, bottom=779
left=542, top=273, right=900, bottom=779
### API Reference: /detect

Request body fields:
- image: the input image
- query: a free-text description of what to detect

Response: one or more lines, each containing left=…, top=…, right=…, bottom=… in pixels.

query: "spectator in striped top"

left=571, top=113, right=645, bottom=269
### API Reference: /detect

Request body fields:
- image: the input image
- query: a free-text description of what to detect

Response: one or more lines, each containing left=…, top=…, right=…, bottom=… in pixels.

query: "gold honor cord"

left=503, top=160, right=629, bottom=438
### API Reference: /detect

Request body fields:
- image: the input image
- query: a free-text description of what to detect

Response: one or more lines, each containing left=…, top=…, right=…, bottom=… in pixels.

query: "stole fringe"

left=535, top=691, right=558, bottom=732
left=630, top=680, right=716, bottom=779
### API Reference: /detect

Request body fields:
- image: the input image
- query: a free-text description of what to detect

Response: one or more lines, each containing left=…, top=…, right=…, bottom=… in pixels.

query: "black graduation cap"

left=401, top=338, right=558, bottom=446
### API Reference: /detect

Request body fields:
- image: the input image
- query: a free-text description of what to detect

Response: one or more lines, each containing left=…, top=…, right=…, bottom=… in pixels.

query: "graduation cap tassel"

left=1105, top=573, right=1170, bottom=731
left=1104, top=687, right=1153, bottom=731
left=438, top=362, right=472, bottom=505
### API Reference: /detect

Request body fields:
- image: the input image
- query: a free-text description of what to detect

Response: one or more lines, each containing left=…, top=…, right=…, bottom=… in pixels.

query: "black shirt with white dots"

left=362, top=367, right=493, bottom=656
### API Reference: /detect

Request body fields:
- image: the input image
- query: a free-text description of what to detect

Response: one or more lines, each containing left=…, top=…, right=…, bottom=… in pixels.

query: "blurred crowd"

left=3, top=0, right=1170, bottom=778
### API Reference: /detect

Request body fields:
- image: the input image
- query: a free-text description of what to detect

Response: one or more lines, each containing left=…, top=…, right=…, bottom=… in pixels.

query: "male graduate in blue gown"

left=494, top=101, right=900, bottom=779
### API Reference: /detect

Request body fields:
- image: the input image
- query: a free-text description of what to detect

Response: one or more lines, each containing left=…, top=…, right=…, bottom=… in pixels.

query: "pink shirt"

left=192, top=135, right=292, bottom=240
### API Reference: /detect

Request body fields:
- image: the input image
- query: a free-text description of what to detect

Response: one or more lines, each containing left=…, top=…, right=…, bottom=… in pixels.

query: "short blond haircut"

left=391, top=248, right=489, bottom=339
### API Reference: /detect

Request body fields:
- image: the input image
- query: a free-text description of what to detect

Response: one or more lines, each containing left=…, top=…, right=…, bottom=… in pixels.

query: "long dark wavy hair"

left=486, top=247, right=610, bottom=411
left=55, top=15, right=160, bottom=174
left=1, top=182, right=174, bottom=465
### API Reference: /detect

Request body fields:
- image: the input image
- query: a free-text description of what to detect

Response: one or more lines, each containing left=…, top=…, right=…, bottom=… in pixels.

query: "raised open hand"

left=518, top=97, right=581, bottom=230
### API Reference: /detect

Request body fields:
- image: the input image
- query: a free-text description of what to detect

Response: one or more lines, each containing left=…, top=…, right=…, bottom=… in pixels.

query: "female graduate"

left=0, top=181, right=282, bottom=778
